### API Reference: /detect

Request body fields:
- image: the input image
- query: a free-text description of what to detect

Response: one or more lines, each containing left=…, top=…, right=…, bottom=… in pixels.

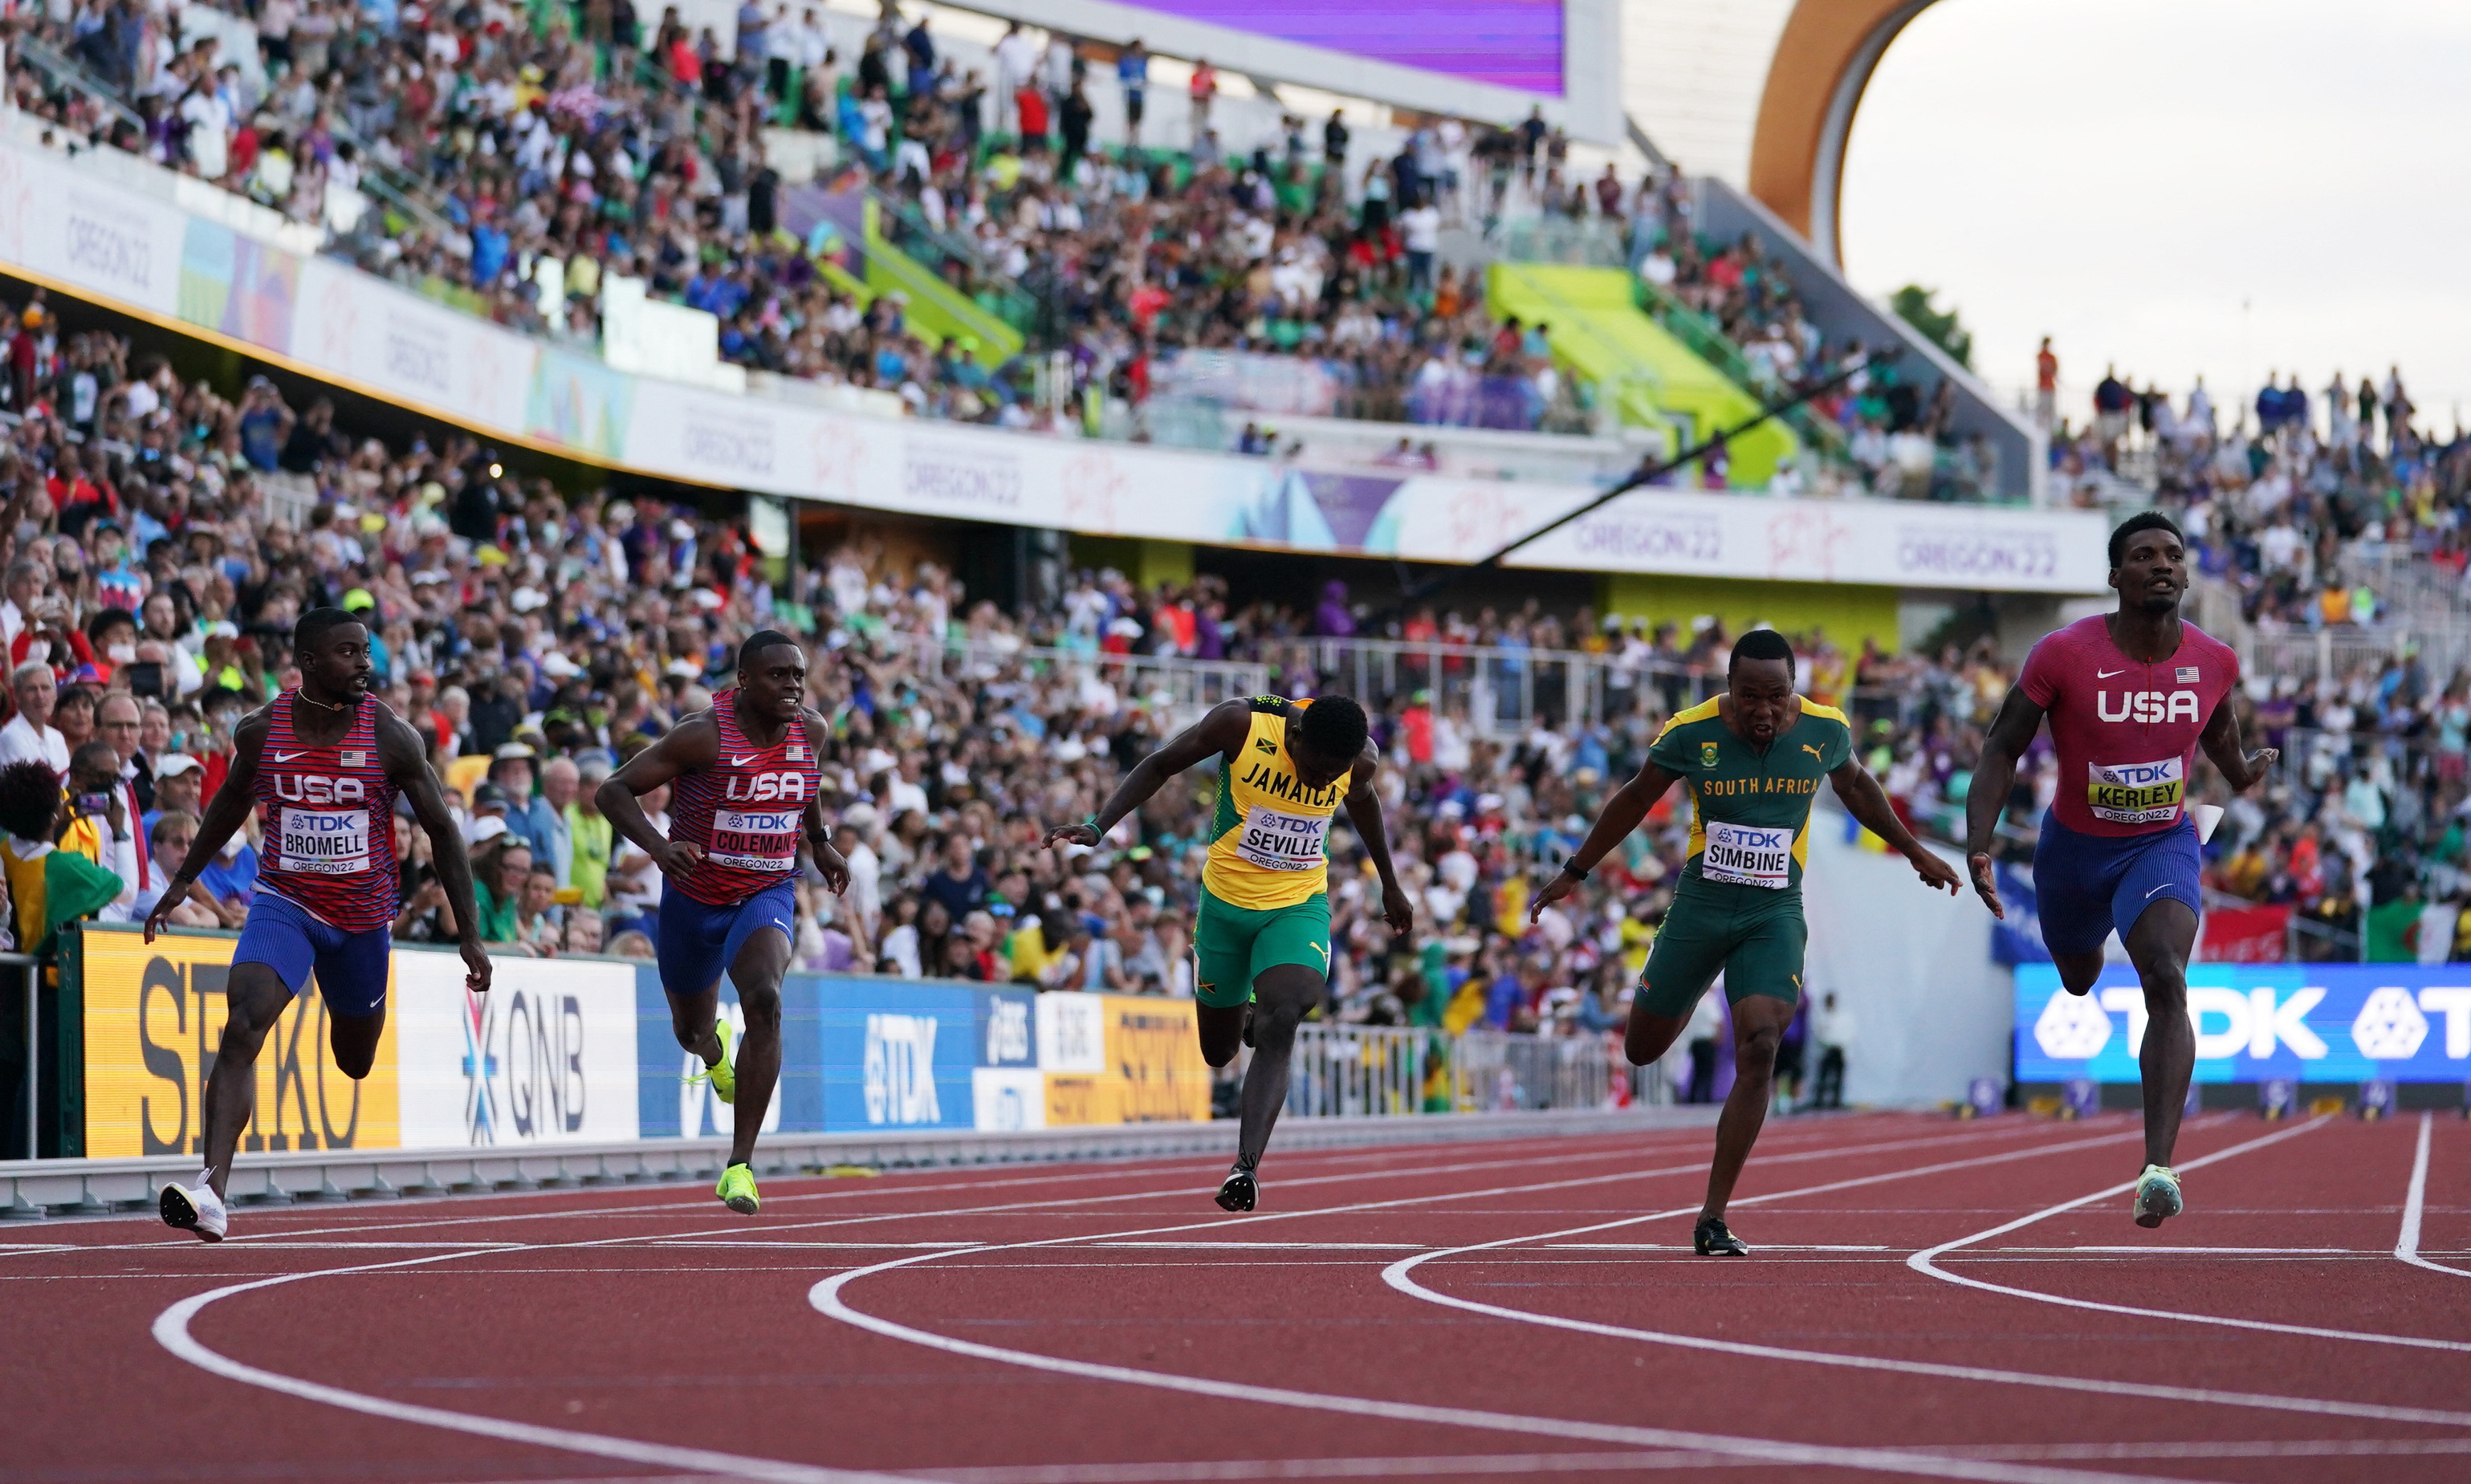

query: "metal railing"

left=1283, top=1023, right=1666, bottom=1119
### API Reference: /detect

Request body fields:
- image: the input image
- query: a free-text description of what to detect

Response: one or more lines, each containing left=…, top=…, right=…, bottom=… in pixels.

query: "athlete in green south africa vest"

left=1647, top=695, right=1854, bottom=896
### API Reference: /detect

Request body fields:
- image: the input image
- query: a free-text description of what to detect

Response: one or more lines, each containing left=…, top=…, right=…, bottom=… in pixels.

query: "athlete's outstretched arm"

left=1341, top=746, right=1413, bottom=936
left=1961, top=686, right=2046, bottom=919
left=1830, top=758, right=1961, bottom=895
left=2198, top=697, right=2278, bottom=792
left=1529, top=755, right=1683, bottom=921
left=1043, top=699, right=1251, bottom=848
left=383, top=709, right=491, bottom=994
left=800, top=712, right=851, bottom=894
left=144, top=706, right=270, bottom=942
left=597, top=718, right=719, bottom=879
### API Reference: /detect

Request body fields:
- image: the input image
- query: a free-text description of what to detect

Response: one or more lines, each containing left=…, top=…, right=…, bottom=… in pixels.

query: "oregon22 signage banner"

left=2017, top=964, right=2471, bottom=1083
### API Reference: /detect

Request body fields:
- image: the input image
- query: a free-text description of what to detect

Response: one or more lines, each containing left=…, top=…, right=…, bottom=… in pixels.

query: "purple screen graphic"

left=1128, top=2, right=1565, bottom=97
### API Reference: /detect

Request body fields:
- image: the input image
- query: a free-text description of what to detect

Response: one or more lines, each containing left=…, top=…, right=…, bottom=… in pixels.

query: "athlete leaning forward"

left=598, top=630, right=851, bottom=1214
left=1045, top=693, right=1413, bottom=1212
left=1965, top=511, right=2274, bottom=1229
left=1531, top=629, right=1961, bottom=1255
left=154, top=608, right=491, bottom=1241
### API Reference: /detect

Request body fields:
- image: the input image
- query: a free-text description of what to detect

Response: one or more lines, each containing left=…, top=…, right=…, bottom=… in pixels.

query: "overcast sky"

left=1840, top=0, right=2471, bottom=431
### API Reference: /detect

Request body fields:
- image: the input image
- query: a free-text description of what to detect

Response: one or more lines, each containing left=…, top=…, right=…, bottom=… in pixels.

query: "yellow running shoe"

left=716, top=1161, right=760, bottom=1214
left=684, top=1018, right=738, bottom=1104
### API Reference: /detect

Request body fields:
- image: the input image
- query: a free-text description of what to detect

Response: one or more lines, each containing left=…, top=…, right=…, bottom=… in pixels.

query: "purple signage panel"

left=1128, top=1, right=1566, bottom=96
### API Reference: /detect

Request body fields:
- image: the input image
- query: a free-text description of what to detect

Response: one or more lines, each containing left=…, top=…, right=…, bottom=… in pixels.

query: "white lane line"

left=1909, top=1118, right=2471, bottom=1352
left=908, top=1433, right=2471, bottom=1482
left=2397, top=1112, right=2471, bottom=1281
left=31, top=1126, right=1691, bottom=1255
left=812, top=1126, right=2209, bottom=1484
left=145, top=1121, right=2024, bottom=1481
left=1383, top=1116, right=2471, bottom=1429
left=1973, top=1247, right=2354, bottom=1255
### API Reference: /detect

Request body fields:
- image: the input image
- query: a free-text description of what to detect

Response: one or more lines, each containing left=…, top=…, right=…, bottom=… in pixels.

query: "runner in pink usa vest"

left=598, top=629, right=850, bottom=1215
left=1964, top=513, right=2278, bottom=1231
left=149, top=607, right=488, bottom=1243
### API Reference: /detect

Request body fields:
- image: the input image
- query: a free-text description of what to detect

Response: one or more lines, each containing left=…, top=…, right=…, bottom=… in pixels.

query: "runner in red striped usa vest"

left=597, top=630, right=850, bottom=1214
left=149, top=607, right=488, bottom=1242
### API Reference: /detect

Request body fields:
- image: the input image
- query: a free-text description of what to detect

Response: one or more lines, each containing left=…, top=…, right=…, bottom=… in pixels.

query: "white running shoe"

left=2131, top=1165, right=2182, bottom=1230
left=160, top=1176, right=229, bottom=1242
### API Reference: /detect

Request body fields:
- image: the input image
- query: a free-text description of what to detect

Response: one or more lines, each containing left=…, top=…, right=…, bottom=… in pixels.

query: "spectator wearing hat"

left=491, top=743, right=558, bottom=863
left=143, top=753, right=205, bottom=840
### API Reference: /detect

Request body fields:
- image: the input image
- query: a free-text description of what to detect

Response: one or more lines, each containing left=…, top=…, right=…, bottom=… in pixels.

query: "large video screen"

left=1128, top=1, right=1565, bottom=96
left=2016, top=963, right=2471, bottom=1084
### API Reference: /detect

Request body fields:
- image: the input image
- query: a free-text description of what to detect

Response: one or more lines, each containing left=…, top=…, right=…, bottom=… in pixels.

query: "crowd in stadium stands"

left=2, top=1, right=1975, bottom=494
left=2046, top=360, right=2471, bottom=629
left=19, top=286, right=2471, bottom=1035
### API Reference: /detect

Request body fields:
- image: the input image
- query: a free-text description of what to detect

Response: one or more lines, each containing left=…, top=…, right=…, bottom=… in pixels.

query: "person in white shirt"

left=991, top=22, right=1037, bottom=134
left=0, top=560, right=41, bottom=653
left=833, top=806, right=883, bottom=941
left=0, top=662, right=69, bottom=775
left=1398, top=197, right=1441, bottom=293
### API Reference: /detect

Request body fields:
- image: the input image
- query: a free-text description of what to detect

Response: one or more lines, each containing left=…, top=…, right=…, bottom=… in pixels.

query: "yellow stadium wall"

left=1601, top=574, right=1902, bottom=653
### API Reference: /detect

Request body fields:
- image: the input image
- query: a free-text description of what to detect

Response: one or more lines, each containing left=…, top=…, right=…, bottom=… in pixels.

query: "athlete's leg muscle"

left=1625, top=1000, right=1689, bottom=1067
left=326, top=1006, right=385, bottom=1080
left=1196, top=1003, right=1246, bottom=1067
left=2052, top=947, right=2106, bottom=998
left=725, top=926, right=792, bottom=1169
left=1236, top=964, right=1321, bottom=1162
left=1703, top=994, right=1795, bottom=1219
left=666, top=980, right=724, bottom=1063
left=2123, top=897, right=2198, bottom=1167
left=199, top=965, right=295, bottom=1197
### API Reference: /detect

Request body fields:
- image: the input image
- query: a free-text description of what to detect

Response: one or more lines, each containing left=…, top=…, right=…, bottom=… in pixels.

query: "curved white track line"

left=1383, top=1119, right=2471, bottom=1429
left=812, top=1126, right=2228, bottom=1484
left=143, top=1121, right=2009, bottom=1480
left=1908, top=1116, right=2471, bottom=1352
left=2397, top=1113, right=2471, bottom=1280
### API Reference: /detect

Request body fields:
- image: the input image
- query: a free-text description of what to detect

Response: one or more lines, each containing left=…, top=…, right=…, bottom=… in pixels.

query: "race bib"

left=2088, top=758, right=2183, bottom=825
left=1233, top=803, right=1331, bottom=872
left=279, top=806, right=370, bottom=875
left=710, top=807, right=800, bottom=872
left=1700, top=820, right=1793, bottom=889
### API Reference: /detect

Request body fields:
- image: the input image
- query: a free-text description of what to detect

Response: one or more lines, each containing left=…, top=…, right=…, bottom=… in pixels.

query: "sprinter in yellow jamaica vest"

left=1530, top=629, right=1960, bottom=1255
left=1045, top=693, right=1412, bottom=1212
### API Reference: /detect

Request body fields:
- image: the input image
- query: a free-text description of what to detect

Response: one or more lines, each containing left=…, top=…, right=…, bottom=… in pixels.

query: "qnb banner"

left=2017, top=964, right=2471, bottom=1083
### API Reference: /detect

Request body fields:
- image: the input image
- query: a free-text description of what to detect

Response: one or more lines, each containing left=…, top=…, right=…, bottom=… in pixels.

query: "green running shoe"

left=685, top=1018, right=738, bottom=1104
left=716, top=1161, right=761, bottom=1215
left=2131, top=1165, right=2182, bottom=1229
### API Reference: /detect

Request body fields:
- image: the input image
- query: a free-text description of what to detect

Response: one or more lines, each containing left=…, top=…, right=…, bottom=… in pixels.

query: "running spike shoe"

left=1693, top=1216, right=1749, bottom=1256
left=685, top=1018, right=737, bottom=1104
left=1215, top=1157, right=1259, bottom=1213
left=716, top=1161, right=761, bottom=1215
left=2131, top=1165, right=2182, bottom=1229
left=160, top=1176, right=229, bottom=1242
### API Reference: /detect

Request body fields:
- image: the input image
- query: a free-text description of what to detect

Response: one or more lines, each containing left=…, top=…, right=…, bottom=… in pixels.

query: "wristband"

left=1561, top=856, right=1590, bottom=880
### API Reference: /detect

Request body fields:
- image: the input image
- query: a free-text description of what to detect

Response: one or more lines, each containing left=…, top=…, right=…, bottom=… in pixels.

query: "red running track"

left=6, top=1110, right=2470, bottom=1483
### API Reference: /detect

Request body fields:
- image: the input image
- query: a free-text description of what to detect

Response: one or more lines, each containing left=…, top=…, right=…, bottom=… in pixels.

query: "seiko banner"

left=2017, top=963, right=2471, bottom=1084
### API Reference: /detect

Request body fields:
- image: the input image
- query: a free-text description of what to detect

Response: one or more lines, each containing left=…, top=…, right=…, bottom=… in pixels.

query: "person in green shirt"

left=470, top=827, right=531, bottom=946
left=1530, top=629, right=1960, bottom=1257
left=568, top=757, right=615, bottom=910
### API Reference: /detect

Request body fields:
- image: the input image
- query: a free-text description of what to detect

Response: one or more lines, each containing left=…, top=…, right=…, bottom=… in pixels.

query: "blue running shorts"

left=655, top=878, right=797, bottom=999
left=2031, top=810, right=2202, bottom=957
left=232, top=892, right=394, bottom=1018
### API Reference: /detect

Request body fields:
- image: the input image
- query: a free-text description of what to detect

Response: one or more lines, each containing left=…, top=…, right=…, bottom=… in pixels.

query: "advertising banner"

left=393, top=951, right=639, bottom=1149
left=2017, top=963, right=2471, bottom=1084
left=1038, top=992, right=1213, bottom=1125
left=78, top=928, right=400, bottom=1159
